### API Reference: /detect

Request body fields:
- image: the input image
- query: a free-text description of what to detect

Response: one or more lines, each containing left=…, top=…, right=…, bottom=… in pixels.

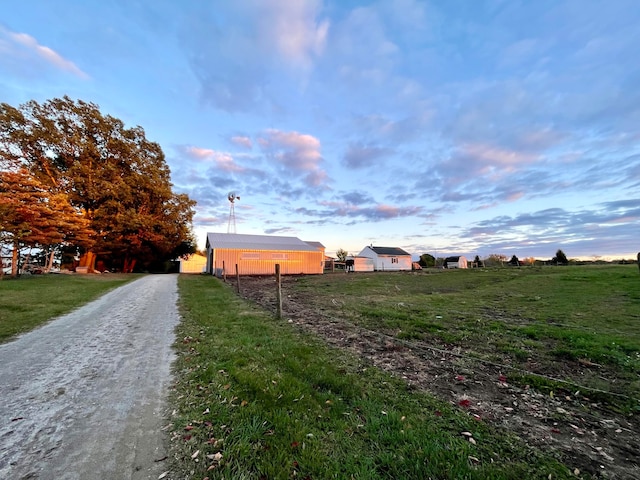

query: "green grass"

left=291, top=265, right=640, bottom=410
left=0, top=273, right=139, bottom=342
left=171, top=274, right=577, bottom=479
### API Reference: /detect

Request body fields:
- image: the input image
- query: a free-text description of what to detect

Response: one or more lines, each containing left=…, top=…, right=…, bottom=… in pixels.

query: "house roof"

left=206, top=232, right=320, bottom=252
left=369, top=246, right=411, bottom=256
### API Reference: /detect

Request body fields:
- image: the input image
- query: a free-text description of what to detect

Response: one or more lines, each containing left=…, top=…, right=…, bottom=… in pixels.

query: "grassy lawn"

left=171, top=274, right=577, bottom=479
left=290, top=265, right=640, bottom=410
left=0, top=273, right=139, bottom=342
left=3, top=266, right=636, bottom=477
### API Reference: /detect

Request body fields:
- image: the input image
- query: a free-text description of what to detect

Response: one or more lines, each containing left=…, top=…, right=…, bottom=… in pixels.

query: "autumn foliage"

left=0, top=96, right=196, bottom=274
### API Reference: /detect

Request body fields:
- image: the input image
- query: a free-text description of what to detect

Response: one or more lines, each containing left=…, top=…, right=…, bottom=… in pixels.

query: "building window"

left=271, top=253, right=288, bottom=260
left=241, top=252, right=260, bottom=260
left=391, top=257, right=398, bottom=263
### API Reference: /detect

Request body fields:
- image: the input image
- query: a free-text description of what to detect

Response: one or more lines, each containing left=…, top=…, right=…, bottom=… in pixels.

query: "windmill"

left=227, top=192, right=240, bottom=233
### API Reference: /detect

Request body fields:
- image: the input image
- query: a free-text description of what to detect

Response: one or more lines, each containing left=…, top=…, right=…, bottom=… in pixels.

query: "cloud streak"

left=0, top=26, right=89, bottom=79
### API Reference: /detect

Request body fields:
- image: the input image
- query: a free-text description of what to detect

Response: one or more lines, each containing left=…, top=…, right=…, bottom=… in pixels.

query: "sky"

left=1, top=0, right=639, bottom=261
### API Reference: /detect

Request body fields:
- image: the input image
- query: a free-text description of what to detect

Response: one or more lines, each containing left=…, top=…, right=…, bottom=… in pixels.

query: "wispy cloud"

left=294, top=200, right=423, bottom=223
left=0, top=26, right=89, bottom=79
left=343, top=142, right=393, bottom=169
left=455, top=199, right=640, bottom=258
left=257, top=0, right=329, bottom=71
left=230, top=135, right=253, bottom=149
left=182, top=1, right=329, bottom=112
left=258, top=129, right=328, bottom=187
left=178, top=145, right=246, bottom=172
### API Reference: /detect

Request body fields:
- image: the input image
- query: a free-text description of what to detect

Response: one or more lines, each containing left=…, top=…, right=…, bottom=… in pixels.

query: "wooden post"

left=275, top=264, right=282, bottom=319
left=235, top=263, right=240, bottom=293
left=223, top=261, right=226, bottom=282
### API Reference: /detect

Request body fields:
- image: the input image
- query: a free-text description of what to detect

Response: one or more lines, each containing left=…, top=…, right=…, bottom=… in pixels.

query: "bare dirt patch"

left=234, top=275, right=639, bottom=480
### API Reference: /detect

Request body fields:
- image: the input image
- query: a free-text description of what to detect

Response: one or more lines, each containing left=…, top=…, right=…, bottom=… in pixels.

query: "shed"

left=205, top=232, right=325, bottom=276
left=179, top=253, right=207, bottom=273
left=444, top=256, right=468, bottom=269
left=345, top=255, right=375, bottom=272
left=357, top=246, right=412, bottom=271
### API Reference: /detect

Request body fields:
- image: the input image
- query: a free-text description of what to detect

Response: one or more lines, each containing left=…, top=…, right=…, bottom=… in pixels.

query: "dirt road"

left=0, top=274, right=180, bottom=480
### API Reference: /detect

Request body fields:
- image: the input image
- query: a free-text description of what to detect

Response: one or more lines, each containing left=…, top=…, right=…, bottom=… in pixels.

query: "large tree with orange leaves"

left=0, top=169, right=93, bottom=275
left=0, top=97, right=196, bottom=273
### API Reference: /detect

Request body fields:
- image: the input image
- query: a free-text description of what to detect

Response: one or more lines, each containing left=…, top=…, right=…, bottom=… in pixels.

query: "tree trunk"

left=123, top=258, right=136, bottom=274
left=45, top=250, right=56, bottom=273
left=79, top=252, right=97, bottom=273
left=11, top=244, right=19, bottom=276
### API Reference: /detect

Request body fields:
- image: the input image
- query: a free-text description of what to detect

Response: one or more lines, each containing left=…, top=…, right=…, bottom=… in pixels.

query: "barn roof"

left=206, top=232, right=320, bottom=252
left=369, top=246, right=411, bottom=256
left=304, top=241, right=326, bottom=251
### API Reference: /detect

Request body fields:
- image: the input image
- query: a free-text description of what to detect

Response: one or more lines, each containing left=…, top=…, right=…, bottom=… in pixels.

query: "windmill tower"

left=227, top=192, right=240, bottom=233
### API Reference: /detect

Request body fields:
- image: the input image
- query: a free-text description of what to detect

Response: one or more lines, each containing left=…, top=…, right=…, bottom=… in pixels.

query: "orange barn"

left=205, top=232, right=325, bottom=276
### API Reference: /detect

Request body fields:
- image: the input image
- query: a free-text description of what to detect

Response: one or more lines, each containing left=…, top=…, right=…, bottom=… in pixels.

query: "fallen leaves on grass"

left=461, top=431, right=477, bottom=444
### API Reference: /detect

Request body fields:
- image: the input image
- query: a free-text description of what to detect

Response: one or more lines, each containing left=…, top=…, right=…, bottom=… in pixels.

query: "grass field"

left=0, top=273, right=139, bottom=342
left=169, top=272, right=603, bottom=479
left=288, top=265, right=640, bottom=409
left=2, top=266, right=637, bottom=478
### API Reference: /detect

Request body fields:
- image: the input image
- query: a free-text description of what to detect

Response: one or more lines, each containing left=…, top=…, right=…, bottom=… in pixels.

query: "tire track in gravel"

left=0, top=274, right=180, bottom=480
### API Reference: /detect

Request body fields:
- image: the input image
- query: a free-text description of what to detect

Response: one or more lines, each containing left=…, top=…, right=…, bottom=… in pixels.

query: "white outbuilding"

left=179, top=253, right=207, bottom=273
left=444, top=256, right=468, bottom=269
left=356, top=246, right=412, bottom=271
left=345, top=255, right=375, bottom=272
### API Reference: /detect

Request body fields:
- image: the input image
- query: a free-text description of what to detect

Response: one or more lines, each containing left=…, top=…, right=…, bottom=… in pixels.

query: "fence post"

left=222, top=261, right=226, bottom=282
left=235, top=263, right=240, bottom=294
left=275, top=264, right=282, bottom=319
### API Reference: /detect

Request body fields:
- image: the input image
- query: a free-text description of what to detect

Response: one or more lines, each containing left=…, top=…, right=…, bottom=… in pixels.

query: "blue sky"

left=2, top=0, right=639, bottom=260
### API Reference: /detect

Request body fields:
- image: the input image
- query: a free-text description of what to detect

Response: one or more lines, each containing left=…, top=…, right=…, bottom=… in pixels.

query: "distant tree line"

left=0, top=97, right=196, bottom=276
left=416, top=249, right=580, bottom=268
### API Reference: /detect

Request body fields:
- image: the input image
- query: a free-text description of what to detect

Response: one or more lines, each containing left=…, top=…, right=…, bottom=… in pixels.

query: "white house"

left=357, top=246, right=412, bottom=271
left=444, top=256, right=468, bottom=269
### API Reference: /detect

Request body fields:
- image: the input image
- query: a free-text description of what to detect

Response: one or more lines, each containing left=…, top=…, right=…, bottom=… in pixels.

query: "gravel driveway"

left=0, top=274, right=180, bottom=480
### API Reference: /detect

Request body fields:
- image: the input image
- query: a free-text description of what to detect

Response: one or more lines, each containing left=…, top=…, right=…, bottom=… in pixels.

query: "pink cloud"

left=256, top=0, right=329, bottom=71
left=183, top=146, right=245, bottom=172
left=463, top=143, right=538, bottom=169
left=230, top=136, right=253, bottom=149
left=2, top=27, right=89, bottom=79
left=258, top=129, right=327, bottom=186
